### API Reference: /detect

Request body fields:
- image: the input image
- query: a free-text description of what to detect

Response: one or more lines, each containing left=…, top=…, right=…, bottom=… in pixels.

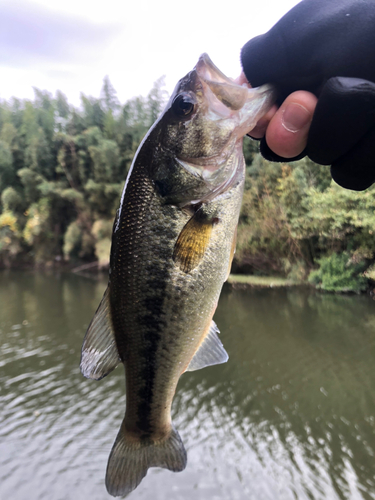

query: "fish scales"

left=80, top=53, right=275, bottom=497
left=110, top=164, right=184, bottom=435
left=111, top=164, right=231, bottom=436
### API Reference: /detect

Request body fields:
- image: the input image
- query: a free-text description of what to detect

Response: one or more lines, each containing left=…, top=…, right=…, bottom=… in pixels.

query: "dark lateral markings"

left=135, top=259, right=170, bottom=433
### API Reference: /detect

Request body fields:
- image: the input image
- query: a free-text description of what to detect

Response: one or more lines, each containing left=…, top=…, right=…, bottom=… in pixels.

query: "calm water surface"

left=1, top=271, right=375, bottom=500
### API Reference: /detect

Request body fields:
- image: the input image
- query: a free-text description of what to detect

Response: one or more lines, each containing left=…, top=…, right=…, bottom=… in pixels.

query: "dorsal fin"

left=80, top=286, right=121, bottom=380
left=173, top=207, right=218, bottom=274
left=186, top=320, right=228, bottom=372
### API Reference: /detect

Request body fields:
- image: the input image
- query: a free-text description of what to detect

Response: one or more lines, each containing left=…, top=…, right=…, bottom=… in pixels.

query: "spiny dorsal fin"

left=80, top=286, right=121, bottom=380
left=186, top=320, right=228, bottom=372
left=173, top=207, right=217, bottom=274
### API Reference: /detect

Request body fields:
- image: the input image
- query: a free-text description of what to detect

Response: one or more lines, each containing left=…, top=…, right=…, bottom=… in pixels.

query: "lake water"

left=1, top=271, right=375, bottom=500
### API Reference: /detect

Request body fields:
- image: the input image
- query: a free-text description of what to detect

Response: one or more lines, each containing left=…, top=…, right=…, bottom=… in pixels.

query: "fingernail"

left=282, top=103, right=311, bottom=133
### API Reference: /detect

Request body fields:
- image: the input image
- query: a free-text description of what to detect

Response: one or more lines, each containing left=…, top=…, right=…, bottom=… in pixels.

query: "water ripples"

left=1, top=273, right=375, bottom=499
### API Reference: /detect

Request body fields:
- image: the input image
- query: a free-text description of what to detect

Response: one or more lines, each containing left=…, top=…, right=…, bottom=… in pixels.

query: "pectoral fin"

left=80, top=286, right=121, bottom=380
left=186, top=320, right=228, bottom=372
left=173, top=207, right=217, bottom=273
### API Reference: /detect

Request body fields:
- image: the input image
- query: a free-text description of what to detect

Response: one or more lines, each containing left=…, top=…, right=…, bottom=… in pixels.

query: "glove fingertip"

left=307, top=76, right=375, bottom=165
left=260, top=138, right=307, bottom=163
left=331, top=164, right=375, bottom=191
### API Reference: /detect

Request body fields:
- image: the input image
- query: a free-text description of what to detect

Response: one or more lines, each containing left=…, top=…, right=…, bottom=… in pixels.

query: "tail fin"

left=105, top=420, right=187, bottom=497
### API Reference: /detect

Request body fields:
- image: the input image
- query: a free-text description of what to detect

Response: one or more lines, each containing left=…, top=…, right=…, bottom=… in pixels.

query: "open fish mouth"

left=196, top=53, right=255, bottom=111
left=196, top=52, right=274, bottom=124
left=171, top=53, right=275, bottom=203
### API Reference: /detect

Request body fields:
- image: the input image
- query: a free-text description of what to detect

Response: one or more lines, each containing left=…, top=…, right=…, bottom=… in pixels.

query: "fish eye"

left=172, top=93, right=196, bottom=118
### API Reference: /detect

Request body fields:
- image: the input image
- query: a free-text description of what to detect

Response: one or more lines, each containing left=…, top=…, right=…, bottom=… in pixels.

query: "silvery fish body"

left=80, top=54, right=274, bottom=497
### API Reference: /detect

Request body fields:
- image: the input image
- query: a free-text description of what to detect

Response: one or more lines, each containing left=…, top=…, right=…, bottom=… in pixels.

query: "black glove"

left=241, top=0, right=375, bottom=190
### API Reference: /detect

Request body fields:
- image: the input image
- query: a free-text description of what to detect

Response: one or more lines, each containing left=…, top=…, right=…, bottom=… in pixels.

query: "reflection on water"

left=1, top=271, right=375, bottom=500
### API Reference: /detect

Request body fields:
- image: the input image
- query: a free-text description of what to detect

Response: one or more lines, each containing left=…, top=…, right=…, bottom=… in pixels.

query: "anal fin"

left=186, top=320, right=228, bottom=372
left=80, top=286, right=121, bottom=380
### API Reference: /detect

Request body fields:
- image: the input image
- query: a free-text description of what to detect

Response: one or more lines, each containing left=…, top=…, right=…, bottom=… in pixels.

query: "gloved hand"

left=241, top=0, right=375, bottom=190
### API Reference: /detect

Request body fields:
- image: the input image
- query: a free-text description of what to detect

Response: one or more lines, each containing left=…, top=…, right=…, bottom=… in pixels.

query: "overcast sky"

left=0, top=0, right=301, bottom=107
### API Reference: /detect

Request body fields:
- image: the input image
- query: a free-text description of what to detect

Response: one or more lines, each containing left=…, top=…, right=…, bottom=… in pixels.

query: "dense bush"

left=308, top=252, right=368, bottom=293
left=236, top=149, right=374, bottom=288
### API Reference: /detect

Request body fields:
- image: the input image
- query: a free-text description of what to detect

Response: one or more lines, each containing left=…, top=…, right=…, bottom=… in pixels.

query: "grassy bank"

left=227, top=274, right=302, bottom=288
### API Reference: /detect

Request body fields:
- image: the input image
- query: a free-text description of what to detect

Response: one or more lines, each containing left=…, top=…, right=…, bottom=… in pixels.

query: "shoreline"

left=227, top=274, right=304, bottom=288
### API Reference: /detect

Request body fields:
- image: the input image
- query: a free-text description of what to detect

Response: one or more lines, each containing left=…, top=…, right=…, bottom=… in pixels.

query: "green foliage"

left=1, top=122, right=18, bottom=147
left=94, top=238, right=111, bottom=268
left=56, top=90, right=70, bottom=119
left=91, top=218, right=113, bottom=240
left=100, top=76, right=120, bottom=114
left=236, top=153, right=373, bottom=288
left=18, top=168, right=45, bottom=203
left=23, top=198, right=51, bottom=245
left=364, top=264, right=375, bottom=281
left=80, top=95, right=105, bottom=130
left=84, top=180, right=122, bottom=216
left=24, top=128, right=53, bottom=179
left=0, top=210, right=22, bottom=266
left=0, top=140, right=14, bottom=190
left=0, top=75, right=373, bottom=287
left=297, top=183, right=375, bottom=247
left=236, top=154, right=301, bottom=275
left=63, top=221, right=82, bottom=259
left=146, top=76, right=168, bottom=124
left=0, top=76, right=169, bottom=268
left=1, top=186, right=22, bottom=211
left=308, top=252, right=368, bottom=293
left=88, top=139, right=120, bottom=184
left=91, top=219, right=113, bottom=267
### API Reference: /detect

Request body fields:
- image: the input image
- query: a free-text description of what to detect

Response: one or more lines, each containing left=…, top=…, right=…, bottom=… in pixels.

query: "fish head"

left=151, top=53, right=275, bottom=205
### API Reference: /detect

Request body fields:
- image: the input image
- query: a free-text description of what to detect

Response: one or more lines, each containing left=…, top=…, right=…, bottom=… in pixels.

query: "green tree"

left=81, top=94, right=105, bottom=130
left=100, top=76, right=120, bottom=114
left=146, top=76, right=168, bottom=125
left=0, top=141, right=15, bottom=191
left=55, top=90, right=70, bottom=119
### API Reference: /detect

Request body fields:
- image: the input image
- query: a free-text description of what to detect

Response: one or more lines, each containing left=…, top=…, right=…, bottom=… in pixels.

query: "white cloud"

left=0, top=0, right=301, bottom=106
left=0, top=1, right=120, bottom=67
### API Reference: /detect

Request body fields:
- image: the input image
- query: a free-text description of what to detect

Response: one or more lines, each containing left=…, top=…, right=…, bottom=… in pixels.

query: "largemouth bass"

left=80, top=53, right=274, bottom=497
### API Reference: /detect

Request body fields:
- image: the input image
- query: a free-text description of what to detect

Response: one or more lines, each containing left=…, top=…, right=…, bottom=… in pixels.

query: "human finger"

left=265, top=91, right=317, bottom=159
left=249, top=104, right=278, bottom=139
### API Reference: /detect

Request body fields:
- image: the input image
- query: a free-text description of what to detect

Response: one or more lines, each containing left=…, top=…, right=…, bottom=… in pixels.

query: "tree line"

left=0, top=76, right=167, bottom=268
left=0, top=77, right=374, bottom=292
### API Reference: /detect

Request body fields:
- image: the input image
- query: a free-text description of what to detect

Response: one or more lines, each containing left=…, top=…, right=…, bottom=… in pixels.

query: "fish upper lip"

left=196, top=53, right=238, bottom=88
left=196, top=53, right=250, bottom=111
